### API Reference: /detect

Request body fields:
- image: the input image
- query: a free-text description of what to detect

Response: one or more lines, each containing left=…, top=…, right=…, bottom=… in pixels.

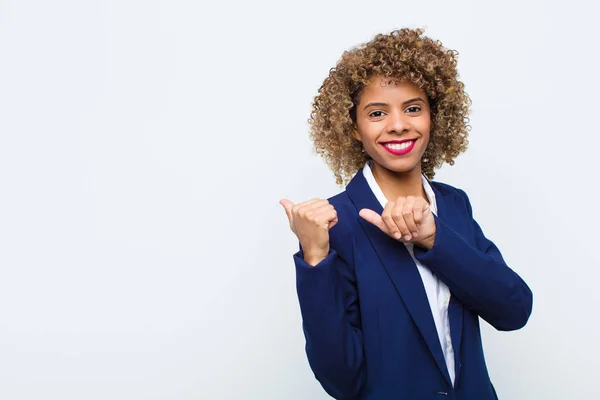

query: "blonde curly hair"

left=309, top=28, right=472, bottom=185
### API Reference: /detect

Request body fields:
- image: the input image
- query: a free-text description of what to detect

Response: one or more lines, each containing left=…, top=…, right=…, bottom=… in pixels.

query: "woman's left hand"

left=359, top=196, right=437, bottom=249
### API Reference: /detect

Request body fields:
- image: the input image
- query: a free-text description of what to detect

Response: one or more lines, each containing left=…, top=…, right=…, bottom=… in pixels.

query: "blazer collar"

left=345, top=168, right=464, bottom=385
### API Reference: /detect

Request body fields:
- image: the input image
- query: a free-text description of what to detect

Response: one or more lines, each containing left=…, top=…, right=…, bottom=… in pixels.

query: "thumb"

left=279, top=199, right=294, bottom=224
left=359, top=208, right=389, bottom=234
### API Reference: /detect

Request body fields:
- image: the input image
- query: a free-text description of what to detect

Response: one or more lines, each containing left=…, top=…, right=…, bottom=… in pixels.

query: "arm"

left=294, top=243, right=365, bottom=399
left=413, top=189, right=533, bottom=331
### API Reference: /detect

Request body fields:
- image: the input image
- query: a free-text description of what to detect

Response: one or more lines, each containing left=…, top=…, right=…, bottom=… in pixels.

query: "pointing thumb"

left=279, top=199, right=294, bottom=223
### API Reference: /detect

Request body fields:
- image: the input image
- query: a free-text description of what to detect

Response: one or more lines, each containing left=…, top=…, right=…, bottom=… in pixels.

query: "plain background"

left=1, top=0, right=598, bottom=398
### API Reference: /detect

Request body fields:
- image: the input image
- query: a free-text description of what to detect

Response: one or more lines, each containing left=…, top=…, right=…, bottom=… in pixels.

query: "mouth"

left=380, top=139, right=418, bottom=156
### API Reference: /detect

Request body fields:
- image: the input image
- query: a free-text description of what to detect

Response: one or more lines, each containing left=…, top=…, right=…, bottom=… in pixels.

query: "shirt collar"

left=362, top=160, right=438, bottom=215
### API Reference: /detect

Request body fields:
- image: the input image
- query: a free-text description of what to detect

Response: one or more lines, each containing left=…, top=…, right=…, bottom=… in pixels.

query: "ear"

left=352, top=126, right=361, bottom=142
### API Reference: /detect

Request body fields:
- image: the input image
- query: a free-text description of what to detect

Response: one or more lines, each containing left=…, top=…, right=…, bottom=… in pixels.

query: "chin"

left=375, top=159, right=421, bottom=174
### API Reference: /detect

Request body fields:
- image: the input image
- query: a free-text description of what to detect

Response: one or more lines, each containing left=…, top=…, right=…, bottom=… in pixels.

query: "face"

left=353, top=76, right=431, bottom=175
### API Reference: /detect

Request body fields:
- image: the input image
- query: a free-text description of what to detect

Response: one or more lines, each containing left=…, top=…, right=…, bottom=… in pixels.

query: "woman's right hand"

left=279, top=198, right=338, bottom=266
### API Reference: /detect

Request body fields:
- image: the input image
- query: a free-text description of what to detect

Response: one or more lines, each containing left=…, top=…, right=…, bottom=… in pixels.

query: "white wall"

left=0, top=0, right=598, bottom=398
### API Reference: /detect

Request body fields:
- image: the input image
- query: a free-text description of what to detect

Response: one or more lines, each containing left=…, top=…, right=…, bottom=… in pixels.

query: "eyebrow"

left=362, top=97, right=427, bottom=110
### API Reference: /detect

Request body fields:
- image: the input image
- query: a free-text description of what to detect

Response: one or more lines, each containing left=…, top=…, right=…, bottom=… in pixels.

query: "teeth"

left=384, top=141, right=414, bottom=150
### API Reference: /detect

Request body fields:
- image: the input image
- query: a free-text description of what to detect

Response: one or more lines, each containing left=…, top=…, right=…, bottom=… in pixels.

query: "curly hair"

left=309, top=28, right=472, bottom=185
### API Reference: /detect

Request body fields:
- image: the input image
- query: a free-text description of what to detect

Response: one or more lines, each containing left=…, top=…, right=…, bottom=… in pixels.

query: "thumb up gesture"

left=280, top=198, right=338, bottom=266
left=359, top=195, right=437, bottom=249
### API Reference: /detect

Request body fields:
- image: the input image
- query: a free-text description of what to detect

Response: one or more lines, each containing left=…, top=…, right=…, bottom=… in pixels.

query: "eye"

left=405, top=105, right=422, bottom=113
left=368, top=110, right=386, bottom=118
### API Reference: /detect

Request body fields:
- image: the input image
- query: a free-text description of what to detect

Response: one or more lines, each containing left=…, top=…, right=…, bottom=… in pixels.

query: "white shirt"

left=362, top=161, right=456, bottom=385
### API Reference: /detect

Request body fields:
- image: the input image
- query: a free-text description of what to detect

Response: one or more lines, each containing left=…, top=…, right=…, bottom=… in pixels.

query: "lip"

left=380, top=139, right=418, bottom=156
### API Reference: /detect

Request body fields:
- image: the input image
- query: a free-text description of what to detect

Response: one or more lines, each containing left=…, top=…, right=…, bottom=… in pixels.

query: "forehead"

left=359, top=76, right=427, bottom=103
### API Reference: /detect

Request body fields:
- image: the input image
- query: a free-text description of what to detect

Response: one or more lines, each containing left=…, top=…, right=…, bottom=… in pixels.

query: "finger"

left=314, top=204, right=338, bottom=229
left=295, top=201, right=335, bottom=231
left=279, top=199, right=295, bottom=224
left=295, top=198, right=323, bottom=210
left=308, top=204, right=336, bottom=227
left=402, top=197, right=419, bottom=238
left=311, top=202, right=336, bottom=214
left=391, top=199, right=411, bottom=241
left=294, top=199, right=328, bottom=216
left=382, top=202, right=404, bottom=240
left=359, top=208, right=389, bottom=234
left=328, top=213, right=339, bottom=230
left=313, top=207, right=338, bottom=230
left=293, top=199, right=325, bottom=222
left=413, top=198, right=427, bottom=230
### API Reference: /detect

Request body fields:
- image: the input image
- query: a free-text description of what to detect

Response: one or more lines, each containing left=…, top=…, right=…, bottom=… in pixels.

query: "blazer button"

left=435, top=391, right=448, bottom=396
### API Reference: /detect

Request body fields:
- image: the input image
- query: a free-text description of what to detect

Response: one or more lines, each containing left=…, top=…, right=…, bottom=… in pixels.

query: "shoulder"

left=429, top=179, right=476, bottom=217
left=323, top=190, right=359, bottom=248
left=327, top=190, right=353, bottom=209
left=325, top=189, right=359, bottom=221
left=429, top=179, right=464, bottom=196
left=429, top=179, right=471, bottom=202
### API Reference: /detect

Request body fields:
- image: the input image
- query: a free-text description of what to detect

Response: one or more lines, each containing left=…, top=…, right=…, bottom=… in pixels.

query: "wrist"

left=416, top=234, right=435, bottom=250
left=302, top=247, right=329, bottom=266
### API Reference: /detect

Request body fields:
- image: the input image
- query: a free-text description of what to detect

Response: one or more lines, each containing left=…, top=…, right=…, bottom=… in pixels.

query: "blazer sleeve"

left=413, top=188, right=533, bottom=331
left=294, top=236, right=365, bottom=400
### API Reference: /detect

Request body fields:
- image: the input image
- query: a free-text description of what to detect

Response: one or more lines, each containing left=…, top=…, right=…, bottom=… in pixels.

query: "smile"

left=381, top=139, right=417, bottom=156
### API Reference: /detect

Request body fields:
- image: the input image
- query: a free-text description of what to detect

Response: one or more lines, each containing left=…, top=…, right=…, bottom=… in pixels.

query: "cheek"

left=420, top=116, right=432, bottom=131
left=356, top=126, right=379, bottom=146
left=418, top=119, right=432, bottom=140
left=421, top=132, right=431, bottom=149
left=418, top=122, right=432, bottom=151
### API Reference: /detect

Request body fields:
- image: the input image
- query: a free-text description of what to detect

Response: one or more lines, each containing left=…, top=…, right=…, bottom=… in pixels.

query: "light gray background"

left=1, top=0, right=598, bottom=399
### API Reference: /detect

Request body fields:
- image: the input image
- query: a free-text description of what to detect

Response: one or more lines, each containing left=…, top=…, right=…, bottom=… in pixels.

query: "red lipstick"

left=380, top=139, right=417, bottom=156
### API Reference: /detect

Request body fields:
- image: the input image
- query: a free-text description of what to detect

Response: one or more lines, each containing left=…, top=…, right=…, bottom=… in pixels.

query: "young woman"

left=280, top=28, right=532, bottom=400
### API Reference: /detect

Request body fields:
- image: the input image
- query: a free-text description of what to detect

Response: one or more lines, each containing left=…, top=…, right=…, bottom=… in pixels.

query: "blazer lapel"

left=429, top=183, right=464, bottom=381
left=346, top=169, right=452, bottom=385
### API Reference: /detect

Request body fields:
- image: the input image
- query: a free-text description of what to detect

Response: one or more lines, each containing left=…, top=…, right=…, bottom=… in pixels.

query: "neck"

left=370, top=161, right=428, bottom=202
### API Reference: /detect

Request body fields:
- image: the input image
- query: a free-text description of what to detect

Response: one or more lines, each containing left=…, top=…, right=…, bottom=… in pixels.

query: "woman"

left=280, top=28, right=532, bottom=399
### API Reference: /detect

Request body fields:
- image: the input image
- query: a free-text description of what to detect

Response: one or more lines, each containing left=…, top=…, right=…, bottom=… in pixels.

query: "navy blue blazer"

left=293, top=169, right=533, bottom=400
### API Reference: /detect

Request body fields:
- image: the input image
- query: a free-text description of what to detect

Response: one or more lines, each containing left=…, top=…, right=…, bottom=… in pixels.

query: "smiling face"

left=352, top=76, right=431, bottom=177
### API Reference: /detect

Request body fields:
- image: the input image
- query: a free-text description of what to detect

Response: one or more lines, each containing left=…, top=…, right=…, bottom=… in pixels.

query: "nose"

left=386, top=109, right=411, bottom=134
